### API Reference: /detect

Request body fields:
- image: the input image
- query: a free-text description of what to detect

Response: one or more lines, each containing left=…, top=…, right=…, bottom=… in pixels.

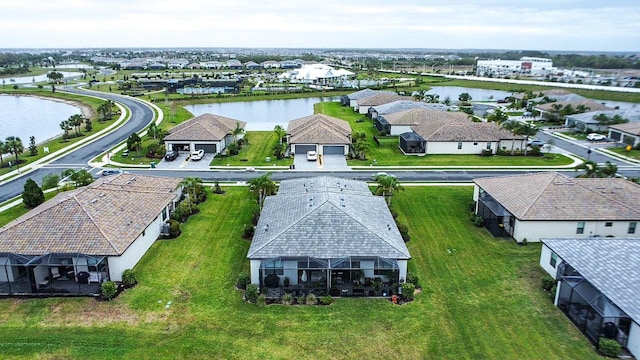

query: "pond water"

left=0, top=95, right=82, bottom=144
left=184, top=96, right=339, bottom=131
left=425, top=86, right=513, bottom=102
left=1, top=71, right=83, bottom=85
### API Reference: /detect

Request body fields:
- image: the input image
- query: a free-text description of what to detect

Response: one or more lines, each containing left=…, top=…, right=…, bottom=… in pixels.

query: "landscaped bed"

left=0, top=186, right=599, bottom=359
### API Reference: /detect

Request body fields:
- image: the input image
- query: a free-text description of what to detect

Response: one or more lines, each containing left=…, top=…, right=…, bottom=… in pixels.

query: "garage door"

left=323, top=145, right=345, bottom=155
left=195, top=144, right=217, bottom=153
left=294, top=145, right=316, bottom=154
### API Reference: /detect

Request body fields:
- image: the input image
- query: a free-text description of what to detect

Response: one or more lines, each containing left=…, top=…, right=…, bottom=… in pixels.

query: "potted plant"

left=283, top=276, right=290, bottom=288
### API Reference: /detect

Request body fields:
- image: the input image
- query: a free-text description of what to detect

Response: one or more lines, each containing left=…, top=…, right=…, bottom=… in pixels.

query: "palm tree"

left=574, top=161, right=617, bottom=178
left=487, top=108, right=508, bottom=124
left=232, top=123, right=245, bottom=144
left=272, top=142, right=286, bottom=160
left=5, top=136, right=24, bottom=167
left=501, top=121, right=520, bottom=155
left=273, top=125, right=287, bottom=144
left=0, top=139, right=5, bottom=168
left=248, top=172, right=276, bottom=210
left=516, top=123, right=539, bottom=156
left=69, top=114, right=84, bottom=136
left=59, top=120, right=71, bottom=139
left=373, top=174, right=404, bottom=205
left=353, top=139, right=370, bottom=160
left=181, top=177, right=203, bottom=213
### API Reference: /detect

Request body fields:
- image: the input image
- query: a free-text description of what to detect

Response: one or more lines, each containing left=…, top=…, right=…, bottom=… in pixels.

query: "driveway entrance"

left=293, top=154, right=350, bottom=171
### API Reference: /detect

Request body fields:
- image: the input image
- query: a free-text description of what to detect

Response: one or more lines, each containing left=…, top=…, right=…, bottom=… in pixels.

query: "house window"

left=605, top=222, right=613, bottom=227
left=629, top=222, right=637, bottom=234
left=457, top=142, right=462, bottom=150
left=576, top=222, right=585, bottom=234
left=486, top=142, right=492, bottom=150
left=550, top=252, right=558, bottom=268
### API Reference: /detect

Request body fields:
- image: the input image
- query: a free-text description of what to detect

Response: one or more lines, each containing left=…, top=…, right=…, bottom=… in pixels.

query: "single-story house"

left=340, top=88, right=395, bottom=109
left=164, top=113, right=247, bottom=155
left=376, top=107, right=451, bottom=136
left=473, top=172, right=640, bottom=242
left=540, top=238, right=640, bottom=357
left=535, top=99, right=612, bottom=118
left=287, top=114, right=351, bottom=156
left=0, top=174, right=183, bottom=296
left=355, top=93, right=412, bottom=114
left=247, top=176, right=411, bottom=297
left=403, top=114, right=525, bottom=155
left=368, top=100, right=449, bottom=121
left=609, top=122, right=640, bottom=147
left=566, top=107, right=640, bottom=133
left=244, top=61, right=261, bottom=70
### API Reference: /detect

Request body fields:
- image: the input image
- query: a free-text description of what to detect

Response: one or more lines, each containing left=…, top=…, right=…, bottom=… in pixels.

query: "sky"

left=0, top=0, right=639, bottom=52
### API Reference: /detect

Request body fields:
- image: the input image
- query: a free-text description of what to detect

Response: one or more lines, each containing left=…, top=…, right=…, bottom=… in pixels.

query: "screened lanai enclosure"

left=476, top=188, right=513, bottom=238
left=0, top=253, right=108, bottom=296
left=259, top=256, right=402, bottom=298
left=556, top=262, right=632, bottom=349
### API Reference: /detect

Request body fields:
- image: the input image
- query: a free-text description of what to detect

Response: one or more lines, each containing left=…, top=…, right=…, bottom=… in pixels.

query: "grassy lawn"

left=315, top=102, right=573, bottom=167
left=608, top=146, right=640, bottom=160
left=0, top=186, right=599, bottom=359
left=211, top=132, right=293, bottom=167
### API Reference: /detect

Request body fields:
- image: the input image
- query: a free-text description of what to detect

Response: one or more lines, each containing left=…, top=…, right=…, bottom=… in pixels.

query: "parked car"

left=587, top=133, right=607, bottom=141
left=528, top=140, right=545, bottom=148
left=164, top=150, right=178, bottom=161
left=190, top=149, right=205, bottom=161
left=101, top=168, right=124, bottom=176
left=306, top=151, right=317, bottom=161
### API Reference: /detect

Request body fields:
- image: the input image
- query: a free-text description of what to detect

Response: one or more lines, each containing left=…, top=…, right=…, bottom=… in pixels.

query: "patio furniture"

left=50, top=267, right=61, bottom=279
left=77, top=271, right=90, bottom=284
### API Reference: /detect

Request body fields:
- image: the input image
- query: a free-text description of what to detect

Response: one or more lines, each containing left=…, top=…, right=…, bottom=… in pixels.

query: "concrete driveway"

left=293, top=154, right=350, bottom=171
left=155, top=152, right=213, bottom=170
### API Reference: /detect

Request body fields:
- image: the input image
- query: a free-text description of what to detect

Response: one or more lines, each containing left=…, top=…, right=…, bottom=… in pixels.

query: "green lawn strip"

left=315, top=101, right=573, bottom=167
left=0, top=187, right=599, bottom=359
left=607, top=146, right=640, bottom=160
left=211, top=132, right=293, bottom=167
left=0, top=192, right=58, bottom=226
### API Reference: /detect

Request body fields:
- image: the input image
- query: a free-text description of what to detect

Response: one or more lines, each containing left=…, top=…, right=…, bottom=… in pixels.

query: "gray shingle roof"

left=371, top=100, right=449, bottom=116
left=247, top=176, right=411, bottom=260
left=164, top=113, right=246, bottom=142
left=346, top=89, right=395, bottom=101
left=287, top=114, right=351, bottom=145
left=474, top=172, right=640, bottom=220
left=542, top=238, right=640, bottom=322
left=357, top=93, right=412, bottom=107
left=0, top=174, right=182, bottom=256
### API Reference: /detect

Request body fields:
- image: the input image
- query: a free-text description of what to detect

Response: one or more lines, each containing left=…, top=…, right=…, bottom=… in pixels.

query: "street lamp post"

left=587, top=148, right=592, bottom=160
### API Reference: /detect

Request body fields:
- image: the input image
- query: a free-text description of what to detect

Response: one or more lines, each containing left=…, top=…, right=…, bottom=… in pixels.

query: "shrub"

left=168, top=219, right=181, bottom=238
left=541, top=275, right=555, bottom=291
left=320, top=295, right=334, bottom=305
left=549, top=285, right=557, bottom=300
left=236, top=272, right=250, bottom=290
left=282, top=293, right=294, bottom=305
left=467, top=201, right=476, bottom=212
left=481, top=149, right=493, bottom=156
left=242, top=225, right=255, bottom=239
left=213, top=181, right=225, bottom=194
left=406, top=272, right=420, bottom=287
left=101, top=281, right=118, bottom=300
left=471, top=214, right=484, bottom=227
left=401, top=283, right=415, bottom=301
left=283, top=277, right=290, bottom=287
left=227, top=142, right=239, bottom=155
left=122, top=269, right=137, bottom=288
left=256, top=294, right=266, bottom=307
left=396, top=222, right=410, bottom=242
left=306, top=293, right=318, bottom=305
left=245, top=284, right=259, bottom=303
left=296, top=295, right=306, bottom=305
left=599, top=338, right=621, bottom=358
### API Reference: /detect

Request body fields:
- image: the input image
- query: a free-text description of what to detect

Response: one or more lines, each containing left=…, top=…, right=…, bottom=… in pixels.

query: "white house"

left=473, top=172, right=640, bottom=243
left=163, top=113, right=246, bottom=155
left=247, top=176, right=411, bottom=297
left=540, top=238, right=640, bottom=357
left=0, top=174, right=182, bottom=296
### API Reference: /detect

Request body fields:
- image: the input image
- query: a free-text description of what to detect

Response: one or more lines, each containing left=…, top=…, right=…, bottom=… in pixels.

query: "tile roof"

left=0, top=174, right=182, bottom=256
left=474, top=172, right=640, bottom=220
left=564, top=108, right=640, bottom=124
left=357, top=93, right=412, bottom=107
left=247, top=176, right=411, bottom=260
left=346, top=89, right=395, bottom=101
left=411, top=114, right=523, bottom=142
left=536, top=99, right=612, bottom=113
left=287, top=114, right=351, bottom=145
left=163, top=113, right=246, bottom=142
left=542, top=238, right=640, bottom=322
left=610, top=122, right=640, bottom=136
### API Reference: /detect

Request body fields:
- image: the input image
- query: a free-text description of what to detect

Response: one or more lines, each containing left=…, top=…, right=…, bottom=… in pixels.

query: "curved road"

left=0, top=89, right=154, bottom=203
left=2, top=90, right=640, bottom=203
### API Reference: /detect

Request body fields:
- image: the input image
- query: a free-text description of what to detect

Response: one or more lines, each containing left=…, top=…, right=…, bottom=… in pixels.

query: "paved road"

left=0, top=89, right=154, bottom=203
left=3, top=91, right=640, bottom=203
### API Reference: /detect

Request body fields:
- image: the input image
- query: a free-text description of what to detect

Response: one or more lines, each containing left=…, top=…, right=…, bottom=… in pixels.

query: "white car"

left=306, top=151, right=317, bottom=161
left=587, top=133, right=607, bottom=141
left=190, top=149, right=205, bottom=161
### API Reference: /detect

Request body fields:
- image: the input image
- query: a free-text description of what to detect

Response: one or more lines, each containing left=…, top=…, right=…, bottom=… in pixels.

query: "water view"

left=184, top=96, right=339, bottom=131
left=0, top=95, right=82, bottom=144
left=426, top=86, right=512, bottom=102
